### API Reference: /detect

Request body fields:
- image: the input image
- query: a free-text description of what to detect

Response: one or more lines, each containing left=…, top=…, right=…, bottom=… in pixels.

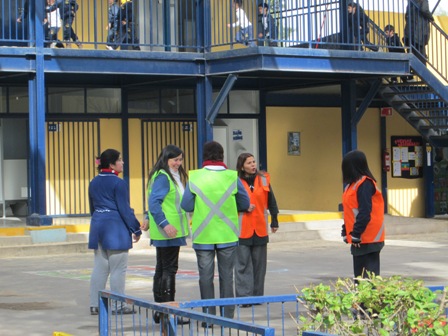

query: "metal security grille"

left=46, top=121, right=100, bottom=216
left=141, top=120, right=198, bottom=211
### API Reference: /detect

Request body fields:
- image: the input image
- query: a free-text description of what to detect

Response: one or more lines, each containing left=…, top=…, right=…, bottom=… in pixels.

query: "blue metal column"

left=380, top=116, right=388, bottom=213
left=28, top=0, right=51, bottom=225
left=341, top=80, right=357, bottom=156
left=195, top=0, right=213, bottom=165
left=196, top=77, right=213, bottom=166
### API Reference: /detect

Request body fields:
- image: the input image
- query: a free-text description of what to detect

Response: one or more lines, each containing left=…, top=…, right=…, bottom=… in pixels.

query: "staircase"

left=377, top=20, right=448, bottom=147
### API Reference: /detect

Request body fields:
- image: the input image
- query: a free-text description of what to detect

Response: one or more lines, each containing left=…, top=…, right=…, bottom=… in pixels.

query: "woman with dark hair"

left=341, top=150, right=385, bottom=280
left=234, top=153, right=279, bottom=306
left=88, top=149, right=142, bottom=315
left=142, top=145, right=189, bottom=324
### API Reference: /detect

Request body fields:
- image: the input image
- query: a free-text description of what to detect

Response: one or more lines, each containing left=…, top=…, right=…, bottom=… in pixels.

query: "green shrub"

left=296, top=274, right=448, bottom=335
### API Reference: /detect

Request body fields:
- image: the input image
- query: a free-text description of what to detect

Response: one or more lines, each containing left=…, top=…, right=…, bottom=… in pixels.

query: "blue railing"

left=1, top=0, right=446, bottom=81
left=99, top=290, right=298, bottom=336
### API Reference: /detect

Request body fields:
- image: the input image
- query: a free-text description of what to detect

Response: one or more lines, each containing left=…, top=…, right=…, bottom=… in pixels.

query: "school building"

left=0, top=0, right=447, bottom=225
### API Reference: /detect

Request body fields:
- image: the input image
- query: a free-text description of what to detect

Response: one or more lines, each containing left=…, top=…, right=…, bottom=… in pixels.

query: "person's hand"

left=351, top=235, right=361, bottom=248
left=140, top=218, right=149, bottom=231
left=227, top=23, right=231, bottom=28
left=132, top=233, right=140, bottom=243
left=342, top=236, right=348, bottom=244
left=248, top=204, right=255, bottom=212
left=271, top=227, right=278, bottom=233
left=258, top=33, right=263, bottom=38
left=17, top=18, right=22, bottom=23
left=163, top=224, right=178, bottom=238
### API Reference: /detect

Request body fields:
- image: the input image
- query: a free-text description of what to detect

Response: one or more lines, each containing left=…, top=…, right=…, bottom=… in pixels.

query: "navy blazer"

left=88, top=171, right=141, bottom=250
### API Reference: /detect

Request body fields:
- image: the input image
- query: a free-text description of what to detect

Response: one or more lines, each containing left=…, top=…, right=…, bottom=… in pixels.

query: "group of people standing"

left=87, top=142, right=279, bottom=324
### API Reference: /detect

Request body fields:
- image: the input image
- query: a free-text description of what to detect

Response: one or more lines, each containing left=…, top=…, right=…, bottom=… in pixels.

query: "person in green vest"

left=141, top=145, right=190, bottom=324
left=181, top=141, right=250, bottom=326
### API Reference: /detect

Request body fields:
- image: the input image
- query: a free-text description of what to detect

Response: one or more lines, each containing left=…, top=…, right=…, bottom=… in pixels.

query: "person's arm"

left=148, top=174, right=170, bottom=228
left=267, top=185, right=279, bottom=228
left=180, top=182, right=195, bottom=212
left=420, top=1, right=434, bottom=21
left=351, top=179, right=376, bottom=241
left=232, top=8, right=241, bottom=28
left=114, top=179, right=142, bottom=237
left=236, top=179, right=250, bottom=211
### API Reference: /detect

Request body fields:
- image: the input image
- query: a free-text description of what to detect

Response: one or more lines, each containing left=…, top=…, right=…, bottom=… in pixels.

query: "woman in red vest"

left=235, top=153, right=279, bottom=305
left=341, top=150, right=385, bottom=279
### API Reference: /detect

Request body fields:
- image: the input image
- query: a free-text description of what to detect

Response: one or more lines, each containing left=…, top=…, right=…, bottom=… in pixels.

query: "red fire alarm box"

left=381, top=107, right=392, bottom=117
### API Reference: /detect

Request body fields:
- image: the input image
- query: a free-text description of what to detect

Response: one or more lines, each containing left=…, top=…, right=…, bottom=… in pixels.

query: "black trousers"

left=153, top=246, right=180, bottom=302
left=353, top=251, right=380, bottom=279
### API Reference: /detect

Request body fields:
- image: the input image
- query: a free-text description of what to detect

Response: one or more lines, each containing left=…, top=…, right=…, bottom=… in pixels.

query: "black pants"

left=153, top=246, right=180, bottom=302
left=353, top=251, right=380, bottom=279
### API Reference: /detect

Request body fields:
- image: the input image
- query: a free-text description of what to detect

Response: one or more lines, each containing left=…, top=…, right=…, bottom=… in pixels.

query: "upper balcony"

left=0, top=0, right=447, bottom=84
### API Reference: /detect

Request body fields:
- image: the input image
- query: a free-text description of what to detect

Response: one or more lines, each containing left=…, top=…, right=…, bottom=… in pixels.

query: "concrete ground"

left=0, top=230, right=447, bottom=336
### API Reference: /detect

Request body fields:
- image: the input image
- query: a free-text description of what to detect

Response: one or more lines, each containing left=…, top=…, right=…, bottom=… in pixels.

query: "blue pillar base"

left=26, top=214, right=53, bottom=226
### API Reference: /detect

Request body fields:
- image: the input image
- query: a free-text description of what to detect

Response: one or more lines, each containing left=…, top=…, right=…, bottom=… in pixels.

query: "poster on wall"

left=391, top=136, right=423, bottom=178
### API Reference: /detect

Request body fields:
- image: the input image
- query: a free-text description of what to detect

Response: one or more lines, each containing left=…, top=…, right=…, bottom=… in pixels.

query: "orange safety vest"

left=239, top=173, right=270, bottom=239
left=343, top=176, right=385, bottom=244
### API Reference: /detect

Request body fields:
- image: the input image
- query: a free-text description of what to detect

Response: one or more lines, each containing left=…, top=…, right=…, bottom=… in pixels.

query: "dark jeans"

left=62, top=17, right=78, bottom=42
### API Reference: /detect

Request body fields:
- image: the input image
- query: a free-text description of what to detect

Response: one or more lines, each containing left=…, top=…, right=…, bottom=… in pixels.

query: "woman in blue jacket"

left=88, top=149, right=141, bottom=315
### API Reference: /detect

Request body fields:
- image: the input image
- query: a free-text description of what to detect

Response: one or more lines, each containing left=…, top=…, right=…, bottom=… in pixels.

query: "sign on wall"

left=391, top=136, right=423, bottom=178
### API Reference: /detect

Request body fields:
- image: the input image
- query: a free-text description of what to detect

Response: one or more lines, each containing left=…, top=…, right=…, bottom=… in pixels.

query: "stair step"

left=0, top=241, right=88, bottom=258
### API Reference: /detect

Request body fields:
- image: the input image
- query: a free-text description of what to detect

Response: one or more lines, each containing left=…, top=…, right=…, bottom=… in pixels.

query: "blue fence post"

left=99, top=293, right=109, bottom=336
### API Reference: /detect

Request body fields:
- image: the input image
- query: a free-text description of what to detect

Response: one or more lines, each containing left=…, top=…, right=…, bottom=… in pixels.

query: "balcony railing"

left=0, top=0, right=446, bottom=79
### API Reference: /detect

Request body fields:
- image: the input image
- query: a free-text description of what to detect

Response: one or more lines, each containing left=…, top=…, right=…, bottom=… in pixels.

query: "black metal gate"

left=141, top=120, right=197, bottom=211
left=46, top=121, right=100, bottom=216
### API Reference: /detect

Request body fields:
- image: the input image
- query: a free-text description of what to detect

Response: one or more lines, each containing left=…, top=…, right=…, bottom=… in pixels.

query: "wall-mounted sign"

left=391, top=136, right=423, bottom=178
left=233, top=129, right=243, bottom=141
left=48, top=123, right=60, bottom=132
left=287, top=132, right=300, bottom=156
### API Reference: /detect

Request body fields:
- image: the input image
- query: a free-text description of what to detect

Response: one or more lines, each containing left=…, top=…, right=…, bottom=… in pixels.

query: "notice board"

left=391, top=136, right=424, bottom=178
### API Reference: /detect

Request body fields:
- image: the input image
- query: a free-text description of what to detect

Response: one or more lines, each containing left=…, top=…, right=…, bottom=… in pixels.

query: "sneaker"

left=50, top=42, right=57, bottom=48
left=106, top=45, right=114, bottom=50
left=75, top=40, right=82, bottom=49
left=90, top=307, right=99, bottom=315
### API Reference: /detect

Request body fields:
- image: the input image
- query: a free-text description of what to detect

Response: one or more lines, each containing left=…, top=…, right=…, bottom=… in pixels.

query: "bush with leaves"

left=296, top=274, right=448, bottom=335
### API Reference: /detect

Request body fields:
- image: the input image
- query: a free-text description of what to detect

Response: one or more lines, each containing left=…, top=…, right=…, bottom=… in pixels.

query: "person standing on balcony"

left=347, top=2, right=378, bottom=51
left=257, top=3, right=277, bottom=46
left=88, top=149, right=142, bottom=315
left=141, top=145, right=189, bottom=325
left=181, top=141, right=250, bottom=324
left=106, top=0, right=120, bottom=50
left=341, top=150, right=385, bottom=280
left=234, top=153, right=279, bottom=306
left=227, top=0, right=256, bottom=47
left=118, top=0, right=141, bottom=50
left=45, top=0, right=64, bottom=48
left=46, top=0, right=82, bottom=48
left=403, top=0, right=434, bottom=65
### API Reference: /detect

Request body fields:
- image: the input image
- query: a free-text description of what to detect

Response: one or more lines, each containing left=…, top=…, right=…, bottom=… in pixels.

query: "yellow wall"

left=266, top=107, right=343, bottom=211
left=266, top=106, right=425, bottom=217
left=128, top=119, right=144, bottom=215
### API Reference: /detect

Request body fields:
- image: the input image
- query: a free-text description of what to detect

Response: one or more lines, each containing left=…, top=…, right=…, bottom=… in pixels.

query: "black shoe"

left=90, top=307, right=99, bottom=315
left=241, top=304, right=252, bottom=308
left=112, top=307, right=135, bottom=315
left=176, top=316, right=190, bottom=325
left=201, top=322, right=213, bottom=328
left=153, top=312, right=161, bottom=324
